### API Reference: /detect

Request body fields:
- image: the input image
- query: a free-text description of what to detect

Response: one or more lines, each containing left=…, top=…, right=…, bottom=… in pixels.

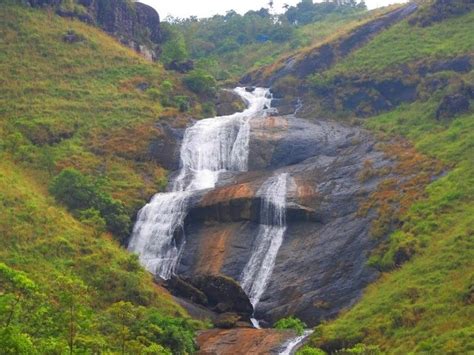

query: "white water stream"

left=279, top=330, right=314, bottom=355
left=240, top=173, right=288, bottom=309
left=128, top=87, right=272, bottom=279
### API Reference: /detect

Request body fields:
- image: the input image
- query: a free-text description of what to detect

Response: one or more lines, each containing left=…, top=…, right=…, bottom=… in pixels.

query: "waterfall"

left=240, top=173, right=289, bottom=309
left=279, top=330, right=314, bottom=355
left=128, top=87, right=272, bottom=280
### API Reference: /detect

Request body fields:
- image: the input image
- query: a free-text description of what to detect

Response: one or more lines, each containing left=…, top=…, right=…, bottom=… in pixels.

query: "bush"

left=183, top=69, right=217, bottom=96
left=274, top=316, right=307, bottom=335
left=0, top=328, right=35, bottom=355
left=49, top=168, right=131, bottom=241
left=297, top=346, right=326, bottom=355
left=335, top=343, right=382, bottom=354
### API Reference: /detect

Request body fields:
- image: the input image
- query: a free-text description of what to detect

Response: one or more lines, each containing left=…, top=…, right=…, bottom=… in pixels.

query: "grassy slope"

left=325, top=10, right=474, bottom=77
left=0, top=2, right=199, bottom=352
left=187, top=8, right=393, bottom=82
left=301, top=9, right=474, bottom=355
left=0, top=3, right=197, bottom=211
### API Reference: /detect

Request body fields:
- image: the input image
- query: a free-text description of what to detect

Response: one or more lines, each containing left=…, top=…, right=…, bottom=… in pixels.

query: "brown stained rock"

left=294, top=177, right=318, bottom=208
left=196, top=328, right=294, bottom=355
left=201, top=183, right=255, bottom=207
left=195, top=226, right=233, bottom=275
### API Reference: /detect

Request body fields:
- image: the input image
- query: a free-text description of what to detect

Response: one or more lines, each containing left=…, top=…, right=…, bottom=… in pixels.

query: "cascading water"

left=279, top=330, right=314, bottom=355
left=240, top=173, right=289, bottom=315
left=128, top=87, right=272, bottom=280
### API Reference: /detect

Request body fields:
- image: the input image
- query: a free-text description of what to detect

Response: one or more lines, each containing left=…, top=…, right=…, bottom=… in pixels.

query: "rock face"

left=151, top=113, right=396, bottom=326
left=28, top=0, right=161, bottom=60
left=196, top=328, right=295, bottom=355
left=166, top=274, right=254, bottom=323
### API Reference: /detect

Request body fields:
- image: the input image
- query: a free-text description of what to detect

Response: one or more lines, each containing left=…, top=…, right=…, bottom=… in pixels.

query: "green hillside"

left=0, top=2, right=202, bottom=353
left=289, top=3, right=474, bottom=354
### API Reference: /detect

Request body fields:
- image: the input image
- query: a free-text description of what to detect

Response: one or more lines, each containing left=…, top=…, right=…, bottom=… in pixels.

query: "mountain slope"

left=0, top=2, right=203, bottom=353
left=243, top=2, right=473, bottom=353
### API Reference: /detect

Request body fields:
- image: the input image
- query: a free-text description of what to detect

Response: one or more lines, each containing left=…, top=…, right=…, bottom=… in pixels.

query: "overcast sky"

left=140, top=0, right=409, bottom=19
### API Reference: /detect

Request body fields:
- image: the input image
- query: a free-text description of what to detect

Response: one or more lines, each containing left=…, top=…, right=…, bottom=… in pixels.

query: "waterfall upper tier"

left=128, top=87, right=272, bottom=280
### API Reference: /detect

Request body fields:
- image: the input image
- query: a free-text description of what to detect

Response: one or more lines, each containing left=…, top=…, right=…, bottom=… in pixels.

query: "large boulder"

left=189, top=274, right=253, bottom=317
left=166, top=274, right=254, bottom=323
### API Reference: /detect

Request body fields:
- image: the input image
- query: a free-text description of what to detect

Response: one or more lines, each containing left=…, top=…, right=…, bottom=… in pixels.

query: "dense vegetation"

left=0, top=2, right=204, bottom=352
left=163, top=0, right=368, bottom=81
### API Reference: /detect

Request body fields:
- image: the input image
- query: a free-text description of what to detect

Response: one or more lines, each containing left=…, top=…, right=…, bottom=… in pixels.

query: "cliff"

left=27, top=0, right=161, bottom=60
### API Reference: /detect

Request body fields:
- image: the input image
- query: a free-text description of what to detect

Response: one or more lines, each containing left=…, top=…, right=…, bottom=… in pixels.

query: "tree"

left=0, top=263, right=38, bottom=329
left=104, top=302, right=138, bottom=354
left=49, top=168, right=96, bottom=211
left=49, top=168, right=131, bottom=241
left=55, top=277, right=89, bottom=355
left=183, top=69, right=217, bottom=96
left=274, top=316, right=307, bottom=335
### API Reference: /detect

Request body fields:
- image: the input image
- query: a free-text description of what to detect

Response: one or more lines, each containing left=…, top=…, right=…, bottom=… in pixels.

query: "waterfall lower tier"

left=279, top=330, right=314, bottom=355
left=240, top=173, right=288, bottom=309
left=128, top=87, right=272, bottom=280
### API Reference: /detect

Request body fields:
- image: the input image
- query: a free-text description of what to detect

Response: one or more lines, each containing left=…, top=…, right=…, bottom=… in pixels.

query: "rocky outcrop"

left=196, top=328, right=295, bottom=355
left=27, top=0, right=161, bottom=60
left=409, top=0, right=473, bottom=27
left=436, top=93, right=470, bottom=120
left=166, top=274, right=254, bottom=326
left=214, top=89, right=246, bottom=116
left=150, top=114, right=398, bottom=326
left=166, top=59, right=195, bottom=73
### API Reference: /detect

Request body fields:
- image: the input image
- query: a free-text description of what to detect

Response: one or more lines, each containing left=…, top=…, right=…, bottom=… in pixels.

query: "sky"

left=140, top=0, right=409, bottom=19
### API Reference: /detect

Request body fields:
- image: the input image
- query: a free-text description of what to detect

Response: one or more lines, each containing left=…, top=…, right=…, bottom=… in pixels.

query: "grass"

left=288, top=2, right=474, bottom=353
left=0, top=3, right=196, bottom=212
left=305, top=99, right=474, bottom=354
left=326, top=10, right=474, bottom=77
left=0, top=3, right=203, bottom=352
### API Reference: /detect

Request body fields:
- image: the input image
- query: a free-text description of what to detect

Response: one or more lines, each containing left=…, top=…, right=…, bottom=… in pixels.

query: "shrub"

left=174, top=95, right=191, bottom=112
left=297, top=346, right=326, bottom=355
left=274, top=316, right=307, bottom=335
left=49, top=168, right=131, bottom=241
left=183, top=69, right=217, bottom=96
left=49, top=168, right=96, bottom=211
left=335, top=343, right=382, bottom=354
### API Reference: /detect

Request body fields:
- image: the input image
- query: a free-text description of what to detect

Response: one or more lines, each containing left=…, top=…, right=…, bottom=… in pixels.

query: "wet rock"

left=149, top=121, right=187, bottom=170
left=174, top=116, right=393, bottom=326
left=214, top=90, right=246, bottom=116
left=436, top=94, right=470, bottom=120
left=214, top=313, right=241, bottom=329
left=245, top=86, right=256, bottom=93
